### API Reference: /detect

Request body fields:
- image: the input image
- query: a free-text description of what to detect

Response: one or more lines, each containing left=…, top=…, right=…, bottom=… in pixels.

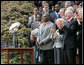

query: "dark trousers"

left=78, top=40, right=82, bottom=64
left=54, top=47, right=64, bottom=64
left=33, top=45, right=38, bottom=64
left=78, top=44, right=82, bottom=64
left=39, top=49, right=54, bottom=64
left=63, top=48, right=76, bottom=64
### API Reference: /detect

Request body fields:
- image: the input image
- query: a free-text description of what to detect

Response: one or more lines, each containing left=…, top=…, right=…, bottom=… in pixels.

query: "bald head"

left=55, top=4, right=60, bottom=12
left=43, top=13, right=50, bottom=22
left=37, top=14, right=42, bottom=21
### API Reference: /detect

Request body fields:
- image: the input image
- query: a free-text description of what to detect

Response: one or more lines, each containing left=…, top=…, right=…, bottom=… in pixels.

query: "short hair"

left=76, top=7, right=83, bottom=18
left=76, top=7, right=83, bottom=13
left=65, top=1, right=71, bottom=5
left=65, top=9, right=73, bottom=15
left=66, top=6, right=75, bottom=13
left=56, top=18, right=65, bottom=27
left=44, top=3, right=49, bottom=7
left=56, top=18, right=65, bottom=23
left=55, top=4, right=60, bottom=7
left=60, top=8, right=66, bottom=12
left=33, top=7, right=38, bottom=10
left=43, top=13, right=50, bottom=18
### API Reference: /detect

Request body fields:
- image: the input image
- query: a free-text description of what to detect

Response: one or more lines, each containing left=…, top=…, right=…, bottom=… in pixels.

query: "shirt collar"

left=77, top=19, right=81, bottom=25
left=68, top=17, right=73, bottom=21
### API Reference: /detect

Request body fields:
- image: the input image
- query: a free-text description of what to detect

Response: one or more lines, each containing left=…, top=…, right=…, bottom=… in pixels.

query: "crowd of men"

left=27, top=1, right=83, bottom=64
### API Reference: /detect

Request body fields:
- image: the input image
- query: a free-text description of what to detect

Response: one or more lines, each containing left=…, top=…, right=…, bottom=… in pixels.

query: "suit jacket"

left=31, top=22, right=37, bottom=30
left=27, top=15, right=37, bottom=28
left=50, top=12, right=60, bottom=23
left=59, top=18, right=78, bottom=49
left=37, top=21, right=56, bottom=50
left=77, top=22, right=82, bottom=48
left=50, top=29, right=63, bottom=48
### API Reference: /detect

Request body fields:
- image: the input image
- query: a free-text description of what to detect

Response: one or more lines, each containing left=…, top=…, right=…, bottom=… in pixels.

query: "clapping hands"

left=50, top=27, right=56, bottom=35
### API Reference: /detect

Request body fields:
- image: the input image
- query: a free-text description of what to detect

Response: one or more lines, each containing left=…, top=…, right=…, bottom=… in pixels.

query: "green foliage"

left=9, top=55, right=21, bottom=64
left=1, top=1, right=34, bottom=45
left=1, top=59, right=7, bottom=64
left=1, top=1, right=35, bottom=64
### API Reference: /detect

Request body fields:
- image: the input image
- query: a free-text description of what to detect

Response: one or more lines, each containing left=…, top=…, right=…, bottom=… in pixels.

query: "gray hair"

left=65, top=1, right=71, bottom=5
left=66, top=6, right=75, bottom=13
left=65, top=9, right=73, bottom=15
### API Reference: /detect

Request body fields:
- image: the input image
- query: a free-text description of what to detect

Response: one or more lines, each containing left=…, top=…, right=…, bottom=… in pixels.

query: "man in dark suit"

left=50, top=4, right=60, bottom=23
left=59, top=10, right=78, bottom=64
left=76, top=8, right=83, bottom=64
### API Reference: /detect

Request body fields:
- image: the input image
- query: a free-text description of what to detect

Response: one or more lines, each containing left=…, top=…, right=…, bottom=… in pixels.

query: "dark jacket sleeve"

left=59, top=28, right=65, bottom=34
left=60, top=21, right=78, bottom=34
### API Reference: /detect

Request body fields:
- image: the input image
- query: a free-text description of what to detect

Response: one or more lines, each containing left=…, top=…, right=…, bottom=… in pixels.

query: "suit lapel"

left=41, top=22, right=50, bottom=35
left=64, top=18, right=74, bottom=27
left=67, top=18, right=74, bottom=27
left=54, top=12, right=57, bottom=18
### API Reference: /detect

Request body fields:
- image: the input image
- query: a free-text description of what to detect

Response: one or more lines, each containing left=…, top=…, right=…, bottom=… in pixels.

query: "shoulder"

left=50, top=12, right=55, bottom=15
left=29, top=15, right=34, bottom=19
left=39, top=23, right=44, bottom=28
left=48, top=22, right=55, bottom=28
left=72, top=18, right=78, bottom=24
left=49, top=22, right=55, bottom=26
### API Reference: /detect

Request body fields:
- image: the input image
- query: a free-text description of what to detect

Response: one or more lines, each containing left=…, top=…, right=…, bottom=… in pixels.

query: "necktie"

left=67, top=21, right=69, bottom=25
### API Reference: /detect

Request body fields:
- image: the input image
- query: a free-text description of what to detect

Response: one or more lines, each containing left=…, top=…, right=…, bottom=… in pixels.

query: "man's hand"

left=50, top=27, right=56, bottom=35
left=32, top=34, right=36, bottom=41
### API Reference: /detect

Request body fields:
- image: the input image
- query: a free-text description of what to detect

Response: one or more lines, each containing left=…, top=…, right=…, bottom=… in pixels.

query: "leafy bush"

left=1, top=1, right=35, bottom=64
left=1, top=1, right=34, bottom=46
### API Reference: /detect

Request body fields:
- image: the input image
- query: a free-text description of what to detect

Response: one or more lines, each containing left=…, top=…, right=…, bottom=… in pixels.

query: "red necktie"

left=67, top=21, right=69, bottom=25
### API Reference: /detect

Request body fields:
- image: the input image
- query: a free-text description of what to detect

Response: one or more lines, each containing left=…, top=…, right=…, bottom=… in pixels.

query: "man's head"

left=66, top=6, right=75, bottom=13
left=42, top=1, right=47, bottom=8
left=76, top=7, right=83, bottom=21
left=55, top=4, right=60, bottom=13
left=75, top=1, right=81, bottom=5
left=44, top=3, right=49, bottom=12
left=33, top=7, right=38, bottom=15
left=37, top=14, right=42, bottom=21
left=43, top=13, right=50, bottom=22
left=55, top=18, right=65, bottom=29
left=65, top=1, right=71, bottom=9
left=36, top=21, right=42, bottom=28
left=52, top=5, right=55, bottom=11
left=65, top=10, right=74, bottom=20
left=59, top=8, right=65, bottom=17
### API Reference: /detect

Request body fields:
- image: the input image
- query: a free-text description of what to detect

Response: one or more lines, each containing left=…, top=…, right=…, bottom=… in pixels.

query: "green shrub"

left=1, top=1, right=35, bottom=64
